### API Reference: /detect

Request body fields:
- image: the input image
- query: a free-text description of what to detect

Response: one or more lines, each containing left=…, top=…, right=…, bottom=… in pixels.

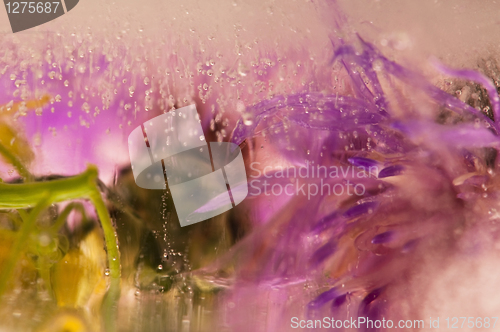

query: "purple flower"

left=209, top=33, right=500, bottom=331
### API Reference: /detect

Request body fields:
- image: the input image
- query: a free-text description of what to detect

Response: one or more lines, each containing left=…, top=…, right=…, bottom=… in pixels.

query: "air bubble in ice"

left=77, top=64, right=86, bottom=74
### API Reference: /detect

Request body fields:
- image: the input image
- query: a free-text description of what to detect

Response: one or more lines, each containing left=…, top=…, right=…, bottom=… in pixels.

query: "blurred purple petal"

left=310, top=242, right=336, bottom=266
left=348, top=157, right=381, bottom=169
left=308, top=288, right=339, bottom=309
left=332, top=294, right=347, bottom=308
left=433, top=60, right=500, bottom=124
left=371, top=231, right=393, bottom=244
left=393, top=121, right=500, bottom=148
left=378, top=165, right=404, bottom=178
left=343, top=201, right=379, bottom=219
left=359, top=287, right=385, bottom=316
left=312, top=211, right=340, bottom=233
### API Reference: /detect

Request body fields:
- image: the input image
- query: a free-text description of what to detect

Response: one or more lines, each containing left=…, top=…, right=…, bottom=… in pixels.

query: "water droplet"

left=81, top=102, right=90, bottom=113
left=14, top=80, right=25, bottom=88
left=77, top=64, right=86, bottom=74
left=242, top=113, right=253, bottom=126
left=238, top=61, right=249, bottom=77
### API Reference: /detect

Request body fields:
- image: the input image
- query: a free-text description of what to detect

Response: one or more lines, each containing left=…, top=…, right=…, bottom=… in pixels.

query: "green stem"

left=38, top=258, right=54, bottom=298
left=0, top=166, right=98, bottom=209
left=89, top=188, right=121, bottom=332
left=48, top=202, right=88, bottom=232
left=0, top=166, right=121, bottom=331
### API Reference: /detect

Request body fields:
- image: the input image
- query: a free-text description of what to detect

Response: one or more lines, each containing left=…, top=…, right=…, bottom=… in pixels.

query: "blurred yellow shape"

left=0, top=95, right=50, bottom=178
left=51, top=229, right=106, bottom=308
left=0, top=122, right=34, bottom=165
left=37, top=311, right=89, bottom=332
left=0, top=229, right=15, bottom=267
left=52, top=249, right=84, bottom=307
left=0, top=94, right=51, bottom=116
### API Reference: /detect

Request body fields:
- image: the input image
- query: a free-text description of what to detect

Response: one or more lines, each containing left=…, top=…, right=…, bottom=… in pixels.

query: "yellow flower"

left=51, top=229, right=106, bottom=308
left=37, top=310, right=89, bottom=332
